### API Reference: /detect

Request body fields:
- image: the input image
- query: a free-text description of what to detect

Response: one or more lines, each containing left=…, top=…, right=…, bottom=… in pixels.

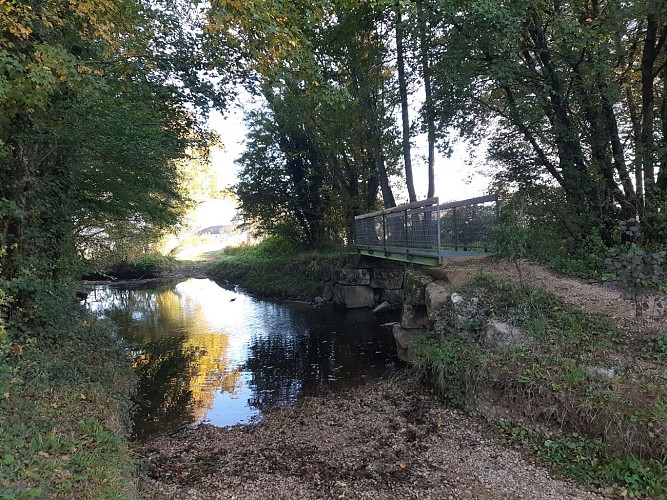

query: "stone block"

left=403, top=271, right=434, bottom=305
left=334, top=268, right=371, bottom=286
left=373, top=301, right=393, bottom=313
left=392, top=324, right=423, bottom=361
left=425, top=282, right=450, bottom=325
left=381, top=288, right=405, bottom=305
left=483, top=320, right=522, bottom=350
left=321, top=281, right=334, bottom=302
left=370, top=268, right=404, bottom=289
left=401, top=303, right=429, bottom=329
left=333, top=284, right=375, bottom=309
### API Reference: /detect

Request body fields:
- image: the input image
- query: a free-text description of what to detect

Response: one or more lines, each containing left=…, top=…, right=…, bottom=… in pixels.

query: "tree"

left=417, top=0, right=436, bottom=199
left=0, top=0, right=224, bottom=332
left=420, top=0, right=666, bottom=243
left=208, top=0, right=400, bottom=243
left=395, top=1, right=417, bottom=202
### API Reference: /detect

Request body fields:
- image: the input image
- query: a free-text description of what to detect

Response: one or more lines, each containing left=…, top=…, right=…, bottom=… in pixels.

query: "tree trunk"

left=627, top=87, right=645, bottom=216
left=396, top=4, right=416, bottom=202
left=658, top=64, right=667, bottom=190
left=640, top=10, right=658, bottom=195
left=419, top=2, right=436, bottom=199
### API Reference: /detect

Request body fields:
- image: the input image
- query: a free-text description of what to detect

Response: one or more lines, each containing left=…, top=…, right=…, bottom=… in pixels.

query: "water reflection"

left=87, top=279, right=400, bottom=439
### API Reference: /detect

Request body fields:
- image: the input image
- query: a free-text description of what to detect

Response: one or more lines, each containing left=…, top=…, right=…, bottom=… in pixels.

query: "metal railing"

left=354, top=194, right=499, bottom=265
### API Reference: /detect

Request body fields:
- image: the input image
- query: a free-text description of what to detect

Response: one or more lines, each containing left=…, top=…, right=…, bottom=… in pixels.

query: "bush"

left=91, top=253, right=175, bottom=280
left=209, top=238, right=345, bottom=300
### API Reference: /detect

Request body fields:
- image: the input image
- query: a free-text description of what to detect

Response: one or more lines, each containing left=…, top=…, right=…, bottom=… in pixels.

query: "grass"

left=410, top=273, right=667, bottom=497
left=497, top=420, right=666, bottom=498
left=0, top=301, right=137, bottom=498
left=208, top=237, right=347, bottom=300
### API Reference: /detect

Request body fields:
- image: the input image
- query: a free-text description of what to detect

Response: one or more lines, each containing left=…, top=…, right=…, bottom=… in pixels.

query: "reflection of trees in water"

left=244, top=308, right=398, bottom=412
left=90, top=283, right=239, bottom=439
left=89, top=282, right=400, bottom=436
left=132, top=336, right=196, bottom=439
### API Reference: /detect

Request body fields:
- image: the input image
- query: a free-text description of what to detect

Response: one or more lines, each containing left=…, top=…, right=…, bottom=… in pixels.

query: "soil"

left=138, top=376, right=604, bottom=500
left=136, top=258, right=651, bottom=499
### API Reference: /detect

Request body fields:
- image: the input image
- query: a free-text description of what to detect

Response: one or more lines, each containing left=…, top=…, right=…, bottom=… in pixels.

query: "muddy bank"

left=138, top=376, right=604, bottom=499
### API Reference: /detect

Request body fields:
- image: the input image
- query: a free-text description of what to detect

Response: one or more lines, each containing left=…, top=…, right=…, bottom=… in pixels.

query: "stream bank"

left=157, top=250, right=666, bottom=498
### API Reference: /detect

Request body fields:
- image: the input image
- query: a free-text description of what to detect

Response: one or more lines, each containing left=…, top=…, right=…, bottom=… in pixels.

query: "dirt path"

left=138, top=258, right=636, bottom=499
left=442, top=258, right=635, bottom=327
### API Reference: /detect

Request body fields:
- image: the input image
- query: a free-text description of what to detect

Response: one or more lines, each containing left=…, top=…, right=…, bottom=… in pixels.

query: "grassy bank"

left=82, top=253, right=178, bottom=281
left=410, top=274, right=666, bottom=498
left=208, top=238, right=346, bottom=300
left=0, top=292, right=136, bottom=499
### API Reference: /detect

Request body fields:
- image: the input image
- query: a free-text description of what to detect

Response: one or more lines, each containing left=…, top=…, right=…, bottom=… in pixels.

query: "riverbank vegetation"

left=208, top=237, right=346, bottom=300
left=0, top=288, right=136, bottom=498
left=410, top=273, right=666, bottom=497
left=0, top=1, right=225, bottom=496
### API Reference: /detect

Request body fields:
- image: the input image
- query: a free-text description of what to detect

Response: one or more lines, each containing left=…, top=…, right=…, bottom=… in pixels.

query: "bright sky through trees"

left=203, top=103, right=491, bottom=230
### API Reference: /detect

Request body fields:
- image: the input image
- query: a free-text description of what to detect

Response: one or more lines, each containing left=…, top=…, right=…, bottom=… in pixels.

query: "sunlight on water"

left=86, top=279, right=400, bottom=439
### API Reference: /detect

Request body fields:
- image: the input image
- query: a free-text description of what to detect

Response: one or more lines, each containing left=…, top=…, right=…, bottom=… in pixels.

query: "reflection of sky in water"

left=86, top=278, right=400, bottom=439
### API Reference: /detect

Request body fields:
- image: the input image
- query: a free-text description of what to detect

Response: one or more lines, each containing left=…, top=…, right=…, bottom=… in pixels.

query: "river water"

left=86, top=278, right=401, bottom=440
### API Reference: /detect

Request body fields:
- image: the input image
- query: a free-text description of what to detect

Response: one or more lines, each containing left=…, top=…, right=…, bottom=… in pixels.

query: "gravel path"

left=139, top=377, right=605, bottom=499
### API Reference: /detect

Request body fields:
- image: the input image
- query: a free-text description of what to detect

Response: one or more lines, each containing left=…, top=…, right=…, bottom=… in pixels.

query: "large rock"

left=450, top=293, right=485, bottom=331
left=333, top=284, right=375, bottom=309
left=370, top=268, right=404, bottom=289
left=401, top=303, right=429, bottom=329
left=321, top=281, right=334, bottom=302
left=403, top=272, right=434, bottom=306
left=482, top=320, right=522, bottom=350
left=435, top=292, right=486, bottom=338
left=333, top=268, right=371, bottom=286
left=425, top=282, right=450, bottom=325
left=393, top=324, right=423, bottom=361
left=381, top=288, right=405, bottom=305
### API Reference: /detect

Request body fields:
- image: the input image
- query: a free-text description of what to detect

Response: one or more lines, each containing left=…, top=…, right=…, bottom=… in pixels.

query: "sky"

left=193, top=102, right=491, bottom=229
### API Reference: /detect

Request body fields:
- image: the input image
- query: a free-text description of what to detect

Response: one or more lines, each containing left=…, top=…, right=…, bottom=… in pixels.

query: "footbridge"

left=354, top=194, right=499, bottom=266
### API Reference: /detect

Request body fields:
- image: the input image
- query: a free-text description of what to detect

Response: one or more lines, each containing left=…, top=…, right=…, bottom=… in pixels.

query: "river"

left=86, top=278, right=401, bottom=440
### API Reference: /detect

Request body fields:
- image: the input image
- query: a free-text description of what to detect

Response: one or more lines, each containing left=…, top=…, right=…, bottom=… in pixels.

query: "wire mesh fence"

left=354, top=194, right=498, bottom=263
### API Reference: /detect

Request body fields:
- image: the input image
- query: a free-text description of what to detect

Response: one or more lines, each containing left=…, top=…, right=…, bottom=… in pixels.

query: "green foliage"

left=410, top=333, right=486, bottom=405
left=104, top=254, right=176, bottom=280
left=229, top=236, right=304, bottom=261
left=210, top=1, right=400, bottom=245
left=209, top=238, right=345, bottom=299
left=656, top=335, right=667, bottom=360
left=0, top=3, right=225, bottom=495
left=606, top=244, right=666, bottom=298
left=498, top=422, right=666, bottom=498
left=606, top=243, right=667, bottom=330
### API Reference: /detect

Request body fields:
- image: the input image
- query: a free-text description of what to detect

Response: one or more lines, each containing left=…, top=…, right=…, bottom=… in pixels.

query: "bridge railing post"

left=382, top=212, right=387, bottom=254
left=436, top=200, right=442, bottom=263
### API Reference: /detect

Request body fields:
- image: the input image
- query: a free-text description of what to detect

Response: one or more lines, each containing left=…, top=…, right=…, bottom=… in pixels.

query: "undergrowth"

left=209, top=236, right=346, bottom=300
left=497, top=421, right=666, bottom=498
left=410, top=274, right=667, bottom=498
left=0, top=288, right=136, bottom=498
